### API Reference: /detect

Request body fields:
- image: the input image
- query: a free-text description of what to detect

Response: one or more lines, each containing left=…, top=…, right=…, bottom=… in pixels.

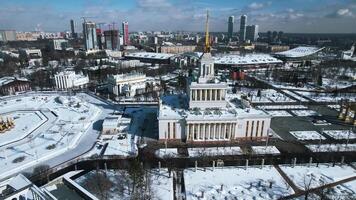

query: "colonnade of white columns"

left=186, top=122, right=236, bottom=141
left=190, top=89, right=225, bottom=101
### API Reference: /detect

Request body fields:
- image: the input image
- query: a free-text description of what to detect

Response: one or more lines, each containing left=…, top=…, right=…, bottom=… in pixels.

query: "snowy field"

left=280, top=164, right=356, bottom=190
left=306, top=144, right=356, bottom=152
left=282, top=90, right=309, bottom=102
left=290, top=109, right=319, bottom=117
left=264, top=110, right=292, bottom=117
left=184, top=166, right=294, bottom=200
left=289, top=131, right=326, bottom=141
left=323, top=130, right=356, bottom=140
left=247, top=89, right=296, bottom=103
left=327, top=104, right=341, bottom=111
left=155, top=148, right=180, bottom=158
left=251, top=146, right=280, bottom=155
left=296, top=91, right=356, bottom=103
left=0, top=111, right=47, bottom=146
left=188, top=147, right=243, bottom=157
left=0, top=94, right=101, bottom=180
left=102, top=135, right=138, bottom=158
left=257, top=105, right=307, bottom=110
left=75, top=169, right=173, bottom=200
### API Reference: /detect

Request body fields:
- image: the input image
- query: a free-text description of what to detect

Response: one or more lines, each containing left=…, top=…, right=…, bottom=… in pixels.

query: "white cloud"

left=248, top=2, right=264, bottom=10
left=336, top=8, right=353, bottom=17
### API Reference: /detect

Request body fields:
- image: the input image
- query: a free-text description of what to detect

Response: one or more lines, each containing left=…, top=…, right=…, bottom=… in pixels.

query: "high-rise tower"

left=239, top=15, right=247, bottom=42
left=83, top=21, right=98, bottom=50
left=122, top=22, right=129, bottom=46
left=70, top=19, right=76, bottom=38
left=227, top=16, right=234, bottom=39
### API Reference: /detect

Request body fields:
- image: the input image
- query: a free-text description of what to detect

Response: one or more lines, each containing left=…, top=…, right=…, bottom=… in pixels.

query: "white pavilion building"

left=158, top=11, right=271, bottom=143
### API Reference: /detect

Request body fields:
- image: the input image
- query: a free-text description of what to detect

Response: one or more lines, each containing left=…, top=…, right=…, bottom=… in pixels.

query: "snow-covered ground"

left=155, top=148, right=180, bottom=158
left=247, top=89, right=296, bottom=103
left=323, top=130, right=356, bottom=140
left=264, top=110, right=292, bottom=117
left=290, top=109, right=319, bottom=117
left=327, top=104, right=341, bottom=111
left=282, top=90, right=309, bottom=102
left=251, top=146, right=280, bottom=155
left=0, top=94, right=102, bottom=180
left=289, top=131, right=326, bottom=141
left=102, top=135, right=138, bottom=157
left=296, top=91, right=356, bottom=103
left=279, top=164, right=356, bottom=190
left=75, top=169, right=173, bottom=200
left=257, top=105, right=307, bottom=110
left=184, top=166, right=294, bottom=200
left=188, top=147, right=243, bottom=157
left=0, top=111, right=47, bottom=146
left=306, top=144, right=356, bottom=152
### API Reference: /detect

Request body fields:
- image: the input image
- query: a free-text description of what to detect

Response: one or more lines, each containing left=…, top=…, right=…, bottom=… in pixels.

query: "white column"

left=197, top=124, right=200, bottom=140
left=207, top=124, right=211, bottom=140
left=195, top=90, right=198, bottom=101
left=204, top=89, right=207, bottom=101
left=210, top=89, right=212, bottom=101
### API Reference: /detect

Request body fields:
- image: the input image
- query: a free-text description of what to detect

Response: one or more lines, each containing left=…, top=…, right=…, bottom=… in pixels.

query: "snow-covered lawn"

left=327, top=104, right=340, bottom=111
left=251, top=146, right=280, bottom=155
left=75, top=169, right=173, bottom=200
left=0, top=94, right=102, bottom=180
left=248, top=89, right=296, bottom=103
left=296, top=91, right=356, bottom=103
left=102, top=135, right=138, bottom=157
left=265, top=110, right=292, bottom=117
left=257, top=105, right=307, bottom=110
left=289, top=131, right=326, bottom=141
left=282, top=90, right=309, bottom=102
left=155, top=148, right=180, bottom=158
left=323, top=130, right=356, bottom=140
left=290, top=110, right=319, bottom=117
left=0, top=111, right=47, bottom=147
left=279, top=164, right=356, bottom=190
left=306, top=144, right=356, bottom=152
left=184, top=166, right=294, bottom=200
left=188, top=147, right=243, bottom=157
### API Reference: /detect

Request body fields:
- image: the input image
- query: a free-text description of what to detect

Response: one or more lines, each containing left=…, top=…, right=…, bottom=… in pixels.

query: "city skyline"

left=0, top=0, right=356, bottom=33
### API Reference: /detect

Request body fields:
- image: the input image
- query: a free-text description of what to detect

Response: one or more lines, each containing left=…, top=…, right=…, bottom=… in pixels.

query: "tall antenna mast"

left=204, top=10, right=210, bottom=53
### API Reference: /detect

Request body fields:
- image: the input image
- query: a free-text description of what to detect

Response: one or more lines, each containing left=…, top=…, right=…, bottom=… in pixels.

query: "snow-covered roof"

left=214, top=54, right=282, bottom=65
left=274, top=46, right=324, bottom=58
left=102, top=116, right=119, bottom=129
left=125, top=52, right=175, bottom=60
left=158, top=94, right=269, bottom=121
left=0, top=77, right=29, bottom=87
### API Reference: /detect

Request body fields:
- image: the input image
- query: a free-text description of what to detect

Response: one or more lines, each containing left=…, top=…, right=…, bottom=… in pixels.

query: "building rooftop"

left=125, top=52, right=175, bottom=60
left=109, top=72, right=146, bottom=81
left=158, top=94, right=269, bottom=121
left=0, top=77, right=29, bottom=87
left=214, top=54, right=282, bottom=65
left=274, top=46, right=324, bottom=58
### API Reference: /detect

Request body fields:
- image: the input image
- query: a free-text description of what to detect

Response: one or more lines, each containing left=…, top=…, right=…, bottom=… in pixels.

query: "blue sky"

left=0, top=0, right=356, bottom=33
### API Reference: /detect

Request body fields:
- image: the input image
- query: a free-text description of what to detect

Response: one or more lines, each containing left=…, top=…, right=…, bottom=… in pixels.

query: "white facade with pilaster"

left=158, top=52, right=271, bottom=143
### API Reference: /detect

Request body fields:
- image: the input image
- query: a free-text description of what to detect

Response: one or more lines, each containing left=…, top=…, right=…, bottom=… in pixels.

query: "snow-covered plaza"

left=184, top=166, right=294, bottom=200
left=0, top=93, right=103, bottom=180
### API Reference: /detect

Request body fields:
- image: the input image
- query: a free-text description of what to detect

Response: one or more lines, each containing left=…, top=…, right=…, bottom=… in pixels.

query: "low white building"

left=51, top=39, right=69, bottom=50
left=102, top=115, right=131, bottom=134
left=158, top=51, right=271, bottom=143
left=54, top=71, right=89, bottom=90
left=0, top=174, right=55, bottom=200
left=107, top=72, right=146, bottom=97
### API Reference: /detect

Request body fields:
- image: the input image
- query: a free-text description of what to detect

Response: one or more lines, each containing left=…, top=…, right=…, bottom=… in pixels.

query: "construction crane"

left=81, top=16, right=96, bottom=23
left=111, top=22, right=118, bottom=30
left=204, top=10, right=211, bottom=53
